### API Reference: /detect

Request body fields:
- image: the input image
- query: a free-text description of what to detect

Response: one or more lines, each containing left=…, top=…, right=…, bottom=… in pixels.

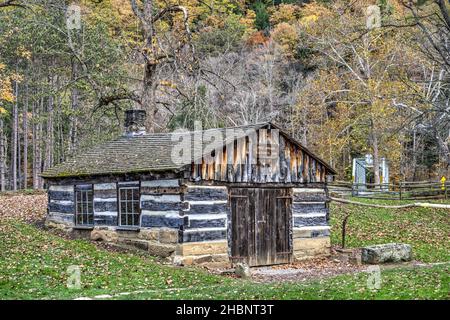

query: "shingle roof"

left=41, top=122, right=336, bottom=178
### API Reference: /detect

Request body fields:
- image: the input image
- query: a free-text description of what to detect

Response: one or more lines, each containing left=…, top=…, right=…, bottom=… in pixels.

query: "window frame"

left=74, top=184, right=94, bottom=226
left=117, top=183, right=141, bottom=227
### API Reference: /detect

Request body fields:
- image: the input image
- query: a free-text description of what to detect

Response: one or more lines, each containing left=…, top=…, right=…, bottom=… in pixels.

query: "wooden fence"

left=328, top=180, right=450, bottom=200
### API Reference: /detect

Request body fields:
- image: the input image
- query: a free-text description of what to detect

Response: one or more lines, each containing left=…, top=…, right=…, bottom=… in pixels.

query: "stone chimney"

left=124, top=109, right=146, bottom=136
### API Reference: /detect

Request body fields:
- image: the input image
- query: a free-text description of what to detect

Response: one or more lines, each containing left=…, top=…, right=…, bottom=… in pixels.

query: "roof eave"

left=41, top=166, right=184, bottom=180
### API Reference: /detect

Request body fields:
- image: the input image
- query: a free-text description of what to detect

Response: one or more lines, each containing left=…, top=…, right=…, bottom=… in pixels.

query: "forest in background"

left=0, top=0, right=449, bottom=190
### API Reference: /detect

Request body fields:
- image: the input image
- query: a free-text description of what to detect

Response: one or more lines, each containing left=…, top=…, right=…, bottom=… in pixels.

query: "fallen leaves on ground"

left=0, top=193, right=47, bottom=223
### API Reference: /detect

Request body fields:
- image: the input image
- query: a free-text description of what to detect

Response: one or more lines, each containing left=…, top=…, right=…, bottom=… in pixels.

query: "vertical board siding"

left=229, top=187, right=292, bottom=266
left=189, top=128, right=330, bottom=184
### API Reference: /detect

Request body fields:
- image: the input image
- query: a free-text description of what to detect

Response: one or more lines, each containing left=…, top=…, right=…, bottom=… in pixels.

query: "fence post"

left=399, top=181, right=402, bottom=200
left=444, top=183, right=447, bottom=200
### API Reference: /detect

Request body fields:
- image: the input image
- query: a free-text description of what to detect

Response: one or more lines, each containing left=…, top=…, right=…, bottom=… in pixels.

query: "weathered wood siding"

left=181, top=185, right=228, bottom=243
left=189, top=129, right=329, bottom=184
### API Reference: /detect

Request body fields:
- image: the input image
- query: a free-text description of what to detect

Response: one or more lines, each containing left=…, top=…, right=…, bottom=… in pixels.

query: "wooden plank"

left=214, top=149, right=221, bottom=181
left=279, top=134, right=287, bottom=182
left=285, top=141, right=291, bottom=183
left=183, top=228, right=227, bottom=242
left=268, top=130, right=277, bottom=183
left=141, top=179, right=179, bottom=188
left=140, top=186, right=183, bottom=195
left=244, top=137, right=253, bottom=182
left=221, top=146, right=227, bottom=181
left=291, top=145, right=297, bottom=183
left=230, top=188, right=249, bottom=263
left=226, top=141, right=234, bottom=183
left=48, top=190, right=74, bottom=201
left=187, top=215, right=227, bottom=228
left=234, top=138, right=243, bottom=183
left=201, top=159, right=207, bottom=180
left=260, top=129, right=269, bottom=183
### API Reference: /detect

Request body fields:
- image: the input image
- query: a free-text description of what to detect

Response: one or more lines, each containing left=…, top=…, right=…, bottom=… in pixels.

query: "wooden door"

left=230, top=187, right=292, bottom=266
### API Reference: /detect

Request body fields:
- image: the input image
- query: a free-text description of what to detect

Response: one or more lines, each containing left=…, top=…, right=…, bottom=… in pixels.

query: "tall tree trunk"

left=69, top=60, right=78, bottom=154
left=44, top=76, right=54, bottom=172
left=372, top=129, right=381, bottom=186
left=36, top=97, right=45, bottom=189
left=0, top=117, right=5, bottom=192
left=11, top=79, right=18, bottom=191
left=57, top=90, right=64, bottom=163
left=412, top=129, right=417, bottom=181
left=23, top=82, right=28, bottom=189
left=32, top=100, right=38, bottom=189
left=142, top=63, right=157, bottom=132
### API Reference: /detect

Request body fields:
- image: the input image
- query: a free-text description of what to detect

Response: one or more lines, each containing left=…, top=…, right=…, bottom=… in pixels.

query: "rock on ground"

left=235, top=263, right=251, bottom=278
left=362, top=243, right=412, bottom=264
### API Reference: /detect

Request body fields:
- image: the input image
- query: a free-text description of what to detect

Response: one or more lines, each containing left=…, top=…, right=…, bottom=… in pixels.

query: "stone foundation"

left=45, top=218, right=229, bottom=263
left=293, top=237, right=331, bottom=260
left=46, top=217, right=331, bottom=264
left=173, top=240, right=229, bottom=266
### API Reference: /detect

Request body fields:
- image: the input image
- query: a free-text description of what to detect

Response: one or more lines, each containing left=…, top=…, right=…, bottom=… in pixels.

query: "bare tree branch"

left=0, top=0, right=27, bottom=9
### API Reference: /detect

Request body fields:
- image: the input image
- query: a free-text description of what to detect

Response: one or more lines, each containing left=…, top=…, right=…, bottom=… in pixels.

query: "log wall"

left=181, top=184, right=229, bottom=243
left=140, top=179, right=186, bottom=229
left=47, top=185, right=75, bottom=225
left=93, top=183, right=118, bottom=225
left=46, top=177, right=331, bottom=262
left=292, top=188, right=331, bottom=259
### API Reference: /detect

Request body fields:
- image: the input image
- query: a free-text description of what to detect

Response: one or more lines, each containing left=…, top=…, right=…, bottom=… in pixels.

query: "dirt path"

left=247, top=259, right=449, bottom=283
left=249, top=257, right=366, bottom=283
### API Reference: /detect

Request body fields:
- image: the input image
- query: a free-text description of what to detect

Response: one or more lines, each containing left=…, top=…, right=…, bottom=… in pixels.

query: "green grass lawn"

left=330, top=198, right=450, bottom=263
left=0, top=195, right=449, bottom=300
left=118, top=264, right=449, bottom=300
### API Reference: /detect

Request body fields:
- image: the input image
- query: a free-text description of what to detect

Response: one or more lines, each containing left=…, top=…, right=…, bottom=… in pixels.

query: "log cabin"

left=42, top=110, right=336, bottom=266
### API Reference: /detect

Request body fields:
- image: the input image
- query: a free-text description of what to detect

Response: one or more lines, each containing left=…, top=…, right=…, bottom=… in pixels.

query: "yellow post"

left=441, top=176, right=447, bottom=199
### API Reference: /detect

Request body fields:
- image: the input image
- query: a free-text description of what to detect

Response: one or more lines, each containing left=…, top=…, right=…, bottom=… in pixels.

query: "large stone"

left=118, top=238, right=149, bottom=251
left=361, top=243, right=412, bottom=264
left=159, top=228, right=178, bottom=244
left=192, top=255, right=213, bottom=264
left=71, top=229, right=92, bottom=239
left=172, top=256, right=194, bottom=266
left=137, top=229, right=159, bottom=241
left=293, top=237, right=331, bottom=260
left=235, top=263, right=251, bottom=278
left=176, top=240, right=228, bottom=256
left=116, top=230, right=140, bottom=239
left=45, top=219, right=72, bottom=231
left=148, top=242, right=176, bottom=257
left=90, top=229, right=118, bottom=242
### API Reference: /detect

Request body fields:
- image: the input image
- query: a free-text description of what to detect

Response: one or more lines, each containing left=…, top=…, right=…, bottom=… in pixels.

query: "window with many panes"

left=75, top=185, right=94, bottom=226
left=118, top=186, right=140, bottom=226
